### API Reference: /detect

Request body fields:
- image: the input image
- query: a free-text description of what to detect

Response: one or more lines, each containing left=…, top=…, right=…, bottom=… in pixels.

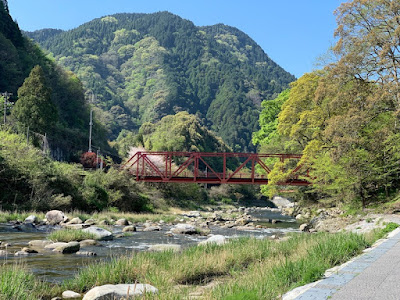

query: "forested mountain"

left=0, top=1, right=108, bottom=160
left=26, top=12, right=295, bottom=152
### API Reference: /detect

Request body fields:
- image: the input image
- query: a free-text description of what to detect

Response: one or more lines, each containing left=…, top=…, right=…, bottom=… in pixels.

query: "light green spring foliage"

left=139, top=111, right=232, bottom=153
left=254, top=0, right=400, bottom=205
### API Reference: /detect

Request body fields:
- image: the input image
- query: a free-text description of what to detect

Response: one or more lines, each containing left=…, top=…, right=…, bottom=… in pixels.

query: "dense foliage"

left=0, top=2, right=109, bottom=159
left=26, top=12, right=295, bottom=151
left=254, top=0, right=400, bottom=206
left=0, top=130, right=208, bottom=211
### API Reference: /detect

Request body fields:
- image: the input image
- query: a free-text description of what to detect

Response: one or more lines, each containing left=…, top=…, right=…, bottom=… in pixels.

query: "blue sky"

left=8, top=0, right=344, bottom=78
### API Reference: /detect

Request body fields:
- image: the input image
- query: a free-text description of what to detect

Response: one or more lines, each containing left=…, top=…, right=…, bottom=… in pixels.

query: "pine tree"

left=12, top=65, right=58, bottom=133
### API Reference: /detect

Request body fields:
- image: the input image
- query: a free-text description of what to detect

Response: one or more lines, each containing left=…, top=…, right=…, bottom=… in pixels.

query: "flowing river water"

left=0, top=209, right=298, bottom=282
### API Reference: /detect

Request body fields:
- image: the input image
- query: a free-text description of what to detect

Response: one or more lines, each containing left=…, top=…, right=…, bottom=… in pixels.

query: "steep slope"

left=0, top=1, right=108, bottom=159
left=26, top=12, right=295, bottom=152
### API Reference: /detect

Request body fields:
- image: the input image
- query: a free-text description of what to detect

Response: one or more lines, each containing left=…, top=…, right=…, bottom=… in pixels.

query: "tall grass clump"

left=48, top=229, right=96, bottom=242
left=0, top=264, right=48, bottom=300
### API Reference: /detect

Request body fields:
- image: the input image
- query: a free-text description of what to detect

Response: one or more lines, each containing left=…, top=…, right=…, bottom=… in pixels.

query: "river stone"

left=76, top=251, right=97, bottom=256
left=143, top=226, right=161, bottom=232
left=53, top=241, right=80, bottom=254
left=148, top=244, right=182, bottom=252
left=21, top=247, right=38, bottom=253
left=115, top=218, right=129, bottom=226
left=83, top=226, right=113, bottom=240
left=62, top=290, right=81, bottom=299
left=122, top=225, right=136, bottom=232
left=82, top=284, right=158, bottom=300
left=80, top=239, right=98, bottom=247
left=24, top=215, right=38, bottom=224
left=15, top=250, right=30, bottom=256
left=0, top=250, right=9, bottom=256
left=68, top=217, right=83, bottom=225
left=299, top=223, right=310, bottom=232
left=45, top=242, right=68, bottom=249
left=84, top=219, right=96, bottom=225
left=98, top=220, right=110, bottom=226
left=198, top=235, right=227, bottom=246
left=62, top=223, right=90, bottom=230
left=46, top=210, right=65, bottom=225
left=29, top=240, right=53, bottom=248
left=171, top=224, right=197, bottom=234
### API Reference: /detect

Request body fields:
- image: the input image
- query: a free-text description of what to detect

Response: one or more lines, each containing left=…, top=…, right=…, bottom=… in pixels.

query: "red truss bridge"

left=122, top=151, right=310, bottom=186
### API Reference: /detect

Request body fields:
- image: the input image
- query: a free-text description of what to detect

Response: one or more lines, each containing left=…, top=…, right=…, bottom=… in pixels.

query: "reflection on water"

left=0, top=209, right=297, bottom=282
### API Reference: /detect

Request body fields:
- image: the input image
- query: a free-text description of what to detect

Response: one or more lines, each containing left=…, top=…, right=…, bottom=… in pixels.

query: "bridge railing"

left=122, top=151, right=310, bottom=186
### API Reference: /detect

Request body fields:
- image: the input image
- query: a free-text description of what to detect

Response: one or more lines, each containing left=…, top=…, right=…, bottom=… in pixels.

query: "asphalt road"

left=293, top=228, right=400, bottom=300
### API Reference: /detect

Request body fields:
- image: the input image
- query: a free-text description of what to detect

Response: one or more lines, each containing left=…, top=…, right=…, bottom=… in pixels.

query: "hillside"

left=26, top=12, right=295, bottom=152
left=0, top=1, right=109, bottom=160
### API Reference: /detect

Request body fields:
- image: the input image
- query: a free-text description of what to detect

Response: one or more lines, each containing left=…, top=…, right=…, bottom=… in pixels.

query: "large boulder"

left=171, top=224, right=197, bottom=235
left=148, top=244, right=182, bottom=252
left=83, top=226, right=113, bottom=240
left=82, top=284, right=157, bottom=300
left=45, top=210, right=65, bottom=225
left=53, top=241, right=80, bottom=254
left=198, top=235, right=227, bottom=246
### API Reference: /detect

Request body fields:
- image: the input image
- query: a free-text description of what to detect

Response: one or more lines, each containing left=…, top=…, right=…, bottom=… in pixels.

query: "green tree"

left=12, top=65, right=58, bottom=133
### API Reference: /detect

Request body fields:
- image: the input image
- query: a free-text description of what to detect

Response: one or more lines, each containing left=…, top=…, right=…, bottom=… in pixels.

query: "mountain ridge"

left=26, top=11, right=295, bottom=152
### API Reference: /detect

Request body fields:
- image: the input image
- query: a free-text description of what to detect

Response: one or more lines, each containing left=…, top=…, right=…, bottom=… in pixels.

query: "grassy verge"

left=48, top=229, right=96, bottom=242
left=1, top=223, right=398, bottom=300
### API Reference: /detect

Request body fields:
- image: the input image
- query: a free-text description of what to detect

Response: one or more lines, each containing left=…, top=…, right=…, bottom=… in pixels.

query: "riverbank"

left=1, top=207, right=399, bottom=299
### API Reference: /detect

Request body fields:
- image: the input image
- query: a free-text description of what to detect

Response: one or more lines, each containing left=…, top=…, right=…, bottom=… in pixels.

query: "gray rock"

left=115, top=218, right=129, bottom=226
left=62, top=290, right=81, bottom=299
left=171, top=223, right=197, bottom=234
left=83, top=226, right=113, bottom=240
left=122, top=225, right=136, bottom=232
left=0, top=250, right=9, bottom=256
left=198, top=235, right=227, bottom=246
left=80, top=239, right=98, bottom=247
left=62, top=223, right=90, bottom=230
left=46, top=210, right=65, bottom=225
left=68, top=217, right=83, bottom=225
left=14, top=250, right=30, bottom=256
left=84, top=219, right=96, bottom=225
left=148, top=244, right=182, bottom=252
left=98, top=220, right=110, bottom=226
left=53, top=241, right=80, bottom=254
left=76, top=251, right=97, bottom=256
left=82, top=284, right=158, bottom=300
left=21, top=247, right=38, bottom=253
left=299, top=223, right=310, bottom=232
left=24, top=215, right=38, bottom=224
left=45, top=242, right=68, bottom=249
left=183, top=211, right=201, bottom=218
left=142, top=226, right=161, bottom=232
left=29, top=240, right=53, bottom=248
left=51, top=297, right=62, bottom=300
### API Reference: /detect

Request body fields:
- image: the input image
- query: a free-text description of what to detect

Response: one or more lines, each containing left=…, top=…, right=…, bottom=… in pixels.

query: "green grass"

left=0, top=210, right=45, bottom=223
left=1, top=223, right=399, bottom=299
left=0, top=264, right=50, bottom=300
left=48, top=229, right=96, bottom=242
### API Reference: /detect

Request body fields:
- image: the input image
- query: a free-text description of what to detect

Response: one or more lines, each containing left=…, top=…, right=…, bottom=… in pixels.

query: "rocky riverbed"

left=0, top=206, right=299, bottom=282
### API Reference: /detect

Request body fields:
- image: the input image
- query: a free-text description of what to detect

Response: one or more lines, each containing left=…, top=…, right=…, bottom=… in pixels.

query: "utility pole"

left=88, top=93, right=94, bottom=153
left=2, top=91, right=12, bottom=125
